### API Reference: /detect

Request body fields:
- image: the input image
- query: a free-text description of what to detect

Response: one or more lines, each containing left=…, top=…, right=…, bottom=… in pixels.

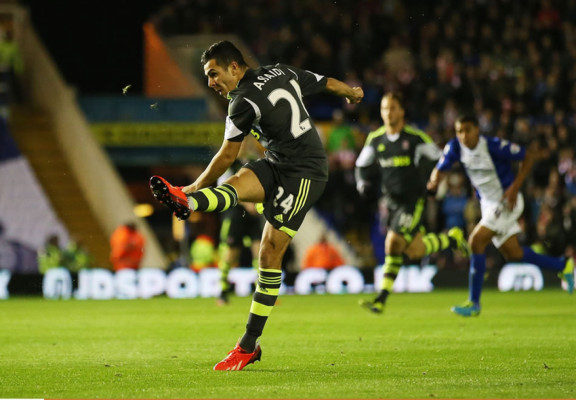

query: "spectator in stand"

left=326, top=109, right=357, bottom=158
left=533, top=203, right=567, bottom=257
left=38, top=234, right=92, bottom=273
left=563, top=197, right=576, bottom=256
left=302, top=233, right=345, bottom=270
left=189, top=233, right=217, bottom=272
left=62, top=240, right=92, bottom=273
left=109, top=222, right=145, bottom=271
left=0, top=28, right=22, bottom=119
left=441, top=172, right=469, bottom=231
left=38, top=234, right=63, bottom=274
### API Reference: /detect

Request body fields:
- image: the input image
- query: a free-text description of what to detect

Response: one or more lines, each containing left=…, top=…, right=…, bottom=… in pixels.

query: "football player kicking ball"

left=150, top=40, right=363, bottom=370
left=427, top=114, right=574, bottom=317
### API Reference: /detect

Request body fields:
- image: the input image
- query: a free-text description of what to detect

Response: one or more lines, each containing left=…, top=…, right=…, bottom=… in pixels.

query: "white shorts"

left=479, top=193, right=524, bottom=249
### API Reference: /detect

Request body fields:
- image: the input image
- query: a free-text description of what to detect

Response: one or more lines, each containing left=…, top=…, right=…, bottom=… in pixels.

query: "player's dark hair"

left=382, top=91, right=404, bottom=109
left=456, top=114, right=478, bottom=126
left=201, top=41, right=248, bottom=68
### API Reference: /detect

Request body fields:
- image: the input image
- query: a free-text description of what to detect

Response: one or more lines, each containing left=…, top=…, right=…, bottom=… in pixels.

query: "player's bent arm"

left=502, top=146, right=536, bottom=207
left=416, top=142, right=443, bottom=162
left=354, top=167, right=374, bottom=196
left=325, top=77, right=364, bottom=104
left=427, top=167, right=447, bottom=195
left=182, top=139, right=243, bottom=194
left=355, top=145, right=379, bottom=196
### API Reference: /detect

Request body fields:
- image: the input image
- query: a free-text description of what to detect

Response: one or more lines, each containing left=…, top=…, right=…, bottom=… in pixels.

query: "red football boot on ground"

left=213, top=343, right=262, bottom=371
left=149, top=175, right=191, bottom=220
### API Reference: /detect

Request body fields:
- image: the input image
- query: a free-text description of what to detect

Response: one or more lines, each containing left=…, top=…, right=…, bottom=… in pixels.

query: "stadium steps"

left=9, top=106, right=112, bottom=269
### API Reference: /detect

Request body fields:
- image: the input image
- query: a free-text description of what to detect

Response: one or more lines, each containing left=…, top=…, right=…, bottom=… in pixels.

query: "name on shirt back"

left=253, top=68, right=285, bottom=90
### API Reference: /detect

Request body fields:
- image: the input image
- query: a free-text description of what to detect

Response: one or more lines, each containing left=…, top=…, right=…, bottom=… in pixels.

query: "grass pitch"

left=1, top=289, right=575, bottom=399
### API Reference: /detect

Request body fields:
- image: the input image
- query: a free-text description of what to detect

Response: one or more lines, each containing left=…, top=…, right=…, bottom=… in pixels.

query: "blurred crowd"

left=0, top=23, right=22, bottom=119
left=153, top=0, right=576, bottom=269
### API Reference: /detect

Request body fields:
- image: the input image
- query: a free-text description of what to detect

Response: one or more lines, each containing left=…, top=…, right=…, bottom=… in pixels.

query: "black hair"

left=201, top=40, right=248, bottom=68
left=455, top=114, right=478, bottom=126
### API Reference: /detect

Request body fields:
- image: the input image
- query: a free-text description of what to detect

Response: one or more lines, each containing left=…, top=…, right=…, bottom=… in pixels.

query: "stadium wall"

left=1, top=263, right=568, bottom=300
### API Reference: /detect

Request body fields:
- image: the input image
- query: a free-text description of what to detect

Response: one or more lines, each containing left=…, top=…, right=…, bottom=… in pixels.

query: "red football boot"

left=149, top=175, right=191, bottom=220
left=213, top=343, right=262, bottom=371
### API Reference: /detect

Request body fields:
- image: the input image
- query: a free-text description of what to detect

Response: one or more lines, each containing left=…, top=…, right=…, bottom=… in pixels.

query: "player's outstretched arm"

left=325, top=77, right=364, bottom=104
left=426, top=167, right=447, bottom=196
left=182, top=139, right=243, bottom=194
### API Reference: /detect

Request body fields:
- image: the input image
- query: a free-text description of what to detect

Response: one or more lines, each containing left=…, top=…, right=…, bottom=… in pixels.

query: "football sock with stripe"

left=375, top=255, right=403, bottom=304
left=423, top=232, right=452, bottom=255
left=187, top=183, right=238, bottom=212
left=239, top=268, right=282, bottom=352
left=219, top=256, right=232, bottom=294
left=521, top=247, right=564, bottom=271
left=469, top=253, right=486, bottom=305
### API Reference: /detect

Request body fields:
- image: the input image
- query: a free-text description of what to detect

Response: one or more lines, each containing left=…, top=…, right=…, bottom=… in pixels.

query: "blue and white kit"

left=436, top=136, right=526, bottom=248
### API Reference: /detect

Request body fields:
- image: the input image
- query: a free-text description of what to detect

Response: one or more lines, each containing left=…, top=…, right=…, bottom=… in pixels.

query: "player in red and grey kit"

left=150, top=40, right=363, bottom=370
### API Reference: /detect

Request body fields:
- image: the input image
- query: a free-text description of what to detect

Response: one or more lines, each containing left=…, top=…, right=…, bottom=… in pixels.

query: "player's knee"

left=385, top=231, right=407, bottom=255
left=404, top=245, right=423, bottom=260
left=469, top=232, right=488, bottom=254
left=500, top=247, right=523, bottom=262
left=403, top=247, right=416, bottom=259
left=470, top=241, right=486, bottom=254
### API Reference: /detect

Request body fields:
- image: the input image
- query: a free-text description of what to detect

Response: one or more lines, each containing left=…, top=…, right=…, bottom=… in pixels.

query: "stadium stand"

left=3, top=4, right=166, bottom=271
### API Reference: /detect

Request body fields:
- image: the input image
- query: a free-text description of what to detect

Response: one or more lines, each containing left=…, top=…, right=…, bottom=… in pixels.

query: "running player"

left=356, top=92, right=470, bottom=314
left=427, top=114, right=574, bottom=317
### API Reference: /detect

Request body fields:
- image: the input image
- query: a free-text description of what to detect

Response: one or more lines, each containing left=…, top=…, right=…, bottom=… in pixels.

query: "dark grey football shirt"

left=224, top=64, right=328, bottom=181
left=356, top=125, right=442, bottom=200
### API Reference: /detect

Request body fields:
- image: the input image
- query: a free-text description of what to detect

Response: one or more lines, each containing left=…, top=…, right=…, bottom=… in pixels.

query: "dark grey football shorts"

left=244, top=158, right=326, bottom=237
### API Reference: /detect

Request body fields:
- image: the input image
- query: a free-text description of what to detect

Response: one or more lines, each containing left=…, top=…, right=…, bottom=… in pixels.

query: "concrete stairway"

left=9, top=106, right=112, bottom=269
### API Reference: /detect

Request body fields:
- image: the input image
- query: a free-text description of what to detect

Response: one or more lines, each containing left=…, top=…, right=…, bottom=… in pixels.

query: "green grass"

left=1, top=289, right=575, bottom=399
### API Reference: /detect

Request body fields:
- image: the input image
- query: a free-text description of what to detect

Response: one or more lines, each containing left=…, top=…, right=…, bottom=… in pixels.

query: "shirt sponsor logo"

left=378, top=156, right=411, bottom=167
